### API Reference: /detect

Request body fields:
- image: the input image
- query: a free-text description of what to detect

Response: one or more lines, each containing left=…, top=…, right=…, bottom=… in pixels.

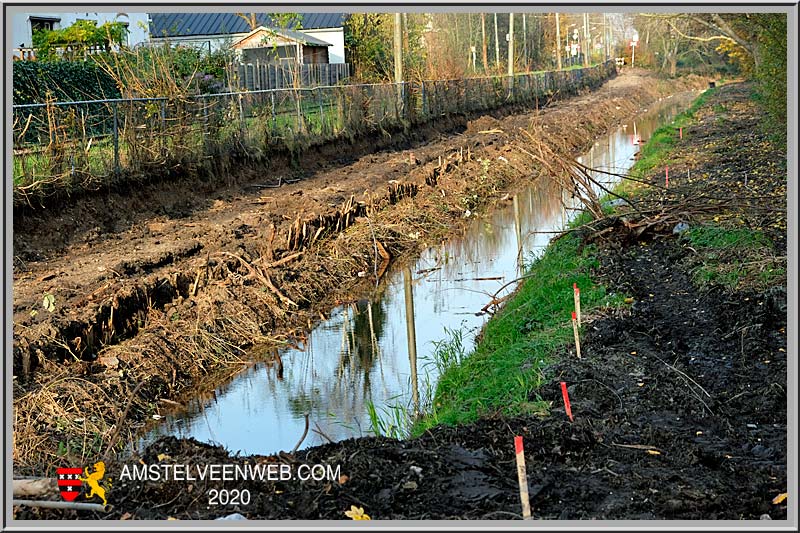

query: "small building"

left=148, top=12, right=347, bottom=64
left=229, top=26, right=333, bottom=65
left=10, top=11, right=150, bottom=59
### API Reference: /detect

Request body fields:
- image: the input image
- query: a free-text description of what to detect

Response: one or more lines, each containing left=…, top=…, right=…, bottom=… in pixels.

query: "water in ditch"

left=140, top=91, right=698, bottom=456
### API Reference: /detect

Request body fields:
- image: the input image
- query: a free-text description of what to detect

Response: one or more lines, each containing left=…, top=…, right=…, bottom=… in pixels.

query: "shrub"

left=12, top=60, right=121, bottom=104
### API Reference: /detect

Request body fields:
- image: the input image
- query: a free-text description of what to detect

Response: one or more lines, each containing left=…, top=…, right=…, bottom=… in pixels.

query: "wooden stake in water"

left=514, top=436, right=532, bottom=519
left=404, top=267, right=420, bottom=416
left=573, top=283, right=581, bottom=327
left=572, top=311, right=581, bottom=359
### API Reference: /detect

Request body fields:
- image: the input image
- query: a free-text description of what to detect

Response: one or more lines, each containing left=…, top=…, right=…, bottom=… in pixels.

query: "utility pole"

left=583, top=12, right=590, bottom=67
left=394, top=12, right=403, bottom=84
left=402, top=13, right=408, bottom=54
left=522, top=13, right=528, bottom=70
left=555, top=13, right=562, bottom=69
left=507, top=13, right=515, bottom=90
left=481, top=13, right=489, bottom=72
left=468, top=12, right=474, bottom=72
left=608, top=15, right=614, bottom=61
left=394, top=12, right=403, bottom=116
left=494, top=13, right=500, bottom=70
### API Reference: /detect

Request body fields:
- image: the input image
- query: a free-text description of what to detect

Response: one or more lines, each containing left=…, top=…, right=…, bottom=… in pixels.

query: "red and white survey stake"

left=573, top=283, right=581, bottom=327
left=665, top=165, right=669, bottom=188
left=679, top=127, right=683, bottom=139
left=514, top=436, right=532, bottom=519
left=572, top=311, right=581, bottom=359
left=560, top=381, right=574, bottom=422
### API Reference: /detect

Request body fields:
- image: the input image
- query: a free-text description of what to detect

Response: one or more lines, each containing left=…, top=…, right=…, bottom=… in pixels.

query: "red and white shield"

left=56, top=467, right=83, bottom=502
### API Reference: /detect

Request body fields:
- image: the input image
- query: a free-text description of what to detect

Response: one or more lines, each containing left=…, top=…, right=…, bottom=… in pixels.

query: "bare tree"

left=235, top=13, right=259, bottom=31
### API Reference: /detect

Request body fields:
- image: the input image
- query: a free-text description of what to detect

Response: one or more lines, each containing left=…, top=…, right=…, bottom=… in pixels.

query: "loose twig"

left=291, top=413, right=310, bottom=454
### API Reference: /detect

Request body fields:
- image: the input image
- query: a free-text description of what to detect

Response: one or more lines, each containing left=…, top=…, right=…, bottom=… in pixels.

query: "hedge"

left=12, top=60, right=120, bottom=105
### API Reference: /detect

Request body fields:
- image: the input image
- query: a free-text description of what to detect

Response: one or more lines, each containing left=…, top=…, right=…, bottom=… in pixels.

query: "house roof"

left=230, top=26, right=332, bottom=49
left=149, top=13, right=347, bottom=38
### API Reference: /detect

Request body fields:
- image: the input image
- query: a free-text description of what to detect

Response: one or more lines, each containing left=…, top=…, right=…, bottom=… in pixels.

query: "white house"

left=148, top=12, right=347, bottom=64
left=10, top=11, right=150, bottom=59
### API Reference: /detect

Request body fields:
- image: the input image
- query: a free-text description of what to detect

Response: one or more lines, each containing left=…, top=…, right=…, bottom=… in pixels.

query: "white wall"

left=302, top=27, right=344, bottom=64
left=11, top=11, right=150, bottom=54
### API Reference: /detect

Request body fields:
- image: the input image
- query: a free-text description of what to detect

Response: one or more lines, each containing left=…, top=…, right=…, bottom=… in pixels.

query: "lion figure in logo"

left=79, top=461, right=111, bottom=506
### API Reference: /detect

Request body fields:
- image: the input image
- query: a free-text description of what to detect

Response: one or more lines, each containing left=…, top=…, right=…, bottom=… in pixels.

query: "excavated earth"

left=14, top=73, right=788, bottom=523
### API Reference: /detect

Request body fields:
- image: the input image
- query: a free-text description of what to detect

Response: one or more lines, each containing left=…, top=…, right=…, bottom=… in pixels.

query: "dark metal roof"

left=149, top=13, right=347, bottom=38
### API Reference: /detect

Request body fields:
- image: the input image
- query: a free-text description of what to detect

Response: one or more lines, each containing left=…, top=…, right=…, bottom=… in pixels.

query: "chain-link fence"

left=12, top=61, right=616, bottom=203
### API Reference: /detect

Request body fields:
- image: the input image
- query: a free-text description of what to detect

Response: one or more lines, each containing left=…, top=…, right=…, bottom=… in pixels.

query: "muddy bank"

left=12, top=71, right=708, bottom=473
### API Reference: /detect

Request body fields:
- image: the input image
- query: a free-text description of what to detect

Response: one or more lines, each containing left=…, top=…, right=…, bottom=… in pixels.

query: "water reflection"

left=142, top=93, right=696, bottom=456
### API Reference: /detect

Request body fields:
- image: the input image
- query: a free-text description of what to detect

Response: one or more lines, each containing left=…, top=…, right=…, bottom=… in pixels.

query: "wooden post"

left=572, top=311, right=581, bottom=359
left=573, top=283, right=581, bottom=326
left=112, top=101, right=119, bottom=175
left=513, top=194, right=523, bottom=274
left=560, top=381, right=574, bottom=422
left=514, top=436, right=532, bottom=519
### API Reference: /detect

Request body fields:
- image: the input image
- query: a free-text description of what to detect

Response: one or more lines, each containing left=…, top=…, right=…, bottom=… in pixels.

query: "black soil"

left=14, top=82, right=787, bottom=521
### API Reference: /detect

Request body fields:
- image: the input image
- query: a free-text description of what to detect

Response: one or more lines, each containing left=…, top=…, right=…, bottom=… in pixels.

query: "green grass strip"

left=413, top=234, right=625, bottom=434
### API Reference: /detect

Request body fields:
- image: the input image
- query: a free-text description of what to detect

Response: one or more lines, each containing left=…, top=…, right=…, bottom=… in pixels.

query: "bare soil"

left=12, top=70, right=711, bottom=474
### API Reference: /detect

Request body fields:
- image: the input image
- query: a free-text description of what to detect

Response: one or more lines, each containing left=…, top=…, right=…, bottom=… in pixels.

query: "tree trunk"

left=481, top=13, right=489, bottom=73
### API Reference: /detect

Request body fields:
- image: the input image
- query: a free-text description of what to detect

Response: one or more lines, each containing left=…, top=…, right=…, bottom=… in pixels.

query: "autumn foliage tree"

left=637, top=13, right=786, bottom=128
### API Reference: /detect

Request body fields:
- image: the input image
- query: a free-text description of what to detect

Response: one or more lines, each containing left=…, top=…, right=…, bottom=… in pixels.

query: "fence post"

left=112, top=101, right=119, bottom=176
left=202, top=95, right=209, bottom=150
left=295, top=89, right=301, bottom=133
left=270, top=90, right=276, bottom=133
left=238, top=93, right=245, bottom=137
left=316, top=87, right=324, bottom=134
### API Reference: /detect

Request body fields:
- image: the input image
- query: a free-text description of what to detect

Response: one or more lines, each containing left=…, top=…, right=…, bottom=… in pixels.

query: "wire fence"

left=12, top=60, right=616, bottom=204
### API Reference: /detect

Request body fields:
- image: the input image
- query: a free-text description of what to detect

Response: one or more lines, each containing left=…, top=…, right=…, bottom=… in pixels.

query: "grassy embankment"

left=413, top=84, right=782, bottom=434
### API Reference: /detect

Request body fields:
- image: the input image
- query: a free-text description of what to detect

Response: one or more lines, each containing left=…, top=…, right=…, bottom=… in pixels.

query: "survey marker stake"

left=560, top=381, right=574, bottom=422
left=665, top=165, right=669, bottom=189
left=572, top=311, right=581, bottom=359
left=514, top=436, right=532, bottom=519
left=573, top=283, right=581, bottom=327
